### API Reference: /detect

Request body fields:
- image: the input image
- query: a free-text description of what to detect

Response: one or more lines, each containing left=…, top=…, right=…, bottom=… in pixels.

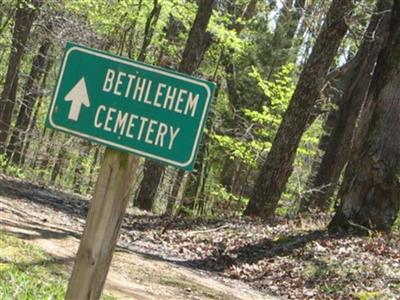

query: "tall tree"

left=20, top=56, right=55, bottom=166
left=265, top=0, right=306, bottom=80
left=134, top=14, right=181, bottom=212
left=0, top=0, right=42, bottom=152
left=244, top=0, right=356, bottom=218
left=136, top=0, right=215, bottom=212
left=168, top=0, right=215, bottom=205
left=301, top=0, right=393, bottom=211
left=137, top=0, right=161, bottom=62
left=6, top=19, right=54, bottom=165
left=329, top=1, right=399, bottom=232
left=189, top=0, right=259, bottom=211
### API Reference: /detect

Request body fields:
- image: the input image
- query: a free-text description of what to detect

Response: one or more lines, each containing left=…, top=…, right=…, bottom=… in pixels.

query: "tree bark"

left=222, top=0, right=259, bottom=110
left=244, top=0, right=355, bottom=219
left=169, top=0, right=215, bottom=202
left=265, top=0, right=306, bottom=80
left=6, top=21, right=53, bottom=165
left=134, top=13, right=182, bottom=211
left=329, top=1, right=400, bottom=232
left=302, top=0, right=393, bottom=211
left=138, top=0, right=215, bottom=211
left=50, top=137, right=69, bottom=185
left=20, top=56, right=54, bottom=166
left=137, top=0, right=161, bottom=62
left=135, top=160, right=164, bottom=211
left=73, top=141, right=91, bottom=194
left=0, top=0, right=41, bottom=151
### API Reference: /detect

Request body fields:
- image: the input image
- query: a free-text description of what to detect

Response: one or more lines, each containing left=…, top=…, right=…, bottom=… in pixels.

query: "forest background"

left=1, top=0, right=400, bottom=299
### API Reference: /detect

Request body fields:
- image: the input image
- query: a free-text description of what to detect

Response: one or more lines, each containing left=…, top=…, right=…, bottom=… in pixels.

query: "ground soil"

left=0, top=175, right=271, bottom=300
left=1, top=175, right=399, bottom=299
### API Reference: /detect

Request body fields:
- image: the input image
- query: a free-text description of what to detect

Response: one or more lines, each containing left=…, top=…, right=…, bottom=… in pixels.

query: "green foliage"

left=207, top=183, right=247, bottom=217
left=0, top=155, right=26, bottom=179
left=0, top=232, right=117, bottom=299
left=0, top=232, right=66, bottom=299
left=212, top=63, right=323, bottom=215
left=213, top=63, right=296, bottom=166
left=355, top=291, right=382, bottom=300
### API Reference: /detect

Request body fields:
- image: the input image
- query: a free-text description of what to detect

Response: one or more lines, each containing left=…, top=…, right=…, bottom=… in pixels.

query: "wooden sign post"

left=44, top=43, right=216, bottom=299
left=65, top=148, right=141, bottom=299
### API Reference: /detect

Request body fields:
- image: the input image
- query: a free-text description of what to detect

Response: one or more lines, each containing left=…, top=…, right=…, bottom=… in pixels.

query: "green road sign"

left=46, top=43, right=216, bottom=171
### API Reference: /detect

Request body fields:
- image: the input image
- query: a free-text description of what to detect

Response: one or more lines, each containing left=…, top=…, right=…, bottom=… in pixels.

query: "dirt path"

left=0, top=179, right=273, bottom=300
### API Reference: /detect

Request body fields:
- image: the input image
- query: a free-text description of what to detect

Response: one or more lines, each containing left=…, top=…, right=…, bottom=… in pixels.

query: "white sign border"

left=48, top=45, right=212, bottom=169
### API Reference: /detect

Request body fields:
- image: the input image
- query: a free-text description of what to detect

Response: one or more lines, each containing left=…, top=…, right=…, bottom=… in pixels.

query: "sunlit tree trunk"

left=245, top=0, right=355, bottom=219
left=301, top=0, right=393, bottom=211
left=138, top=0, right=215, bottom=211
left=50, top=137, right=69, bottom=185
left=169, top=0, right=215, bottom=204
left=265, top=0, right=306, bottom=80
left=20, top=57, right=54, bottom=166
left=330, top=2, right=400, bottom=232
left=0, top=0, right=41, bottom=151
left=137, top=0, right=161, bottom=62
left=6, top=21, right=53, bottom=165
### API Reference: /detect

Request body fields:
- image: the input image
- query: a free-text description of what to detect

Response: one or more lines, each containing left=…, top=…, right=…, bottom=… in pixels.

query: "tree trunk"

left=50, top=138, right=69, bottom=185
left=6, top=21, right=53, bottom=165
left=220, top=158, right=237, bottom=192
left=139, top=0, right=215, bottom=211
left=302, top=0, right=393, bottom=211
left=35, top=129, right=54, bottom=172
left=86, top=146, right=101, bottom=194
left=135, top=160, right=164, bottom=211
left=222, top=0, right=258, bottom=110
left=265, top=0, right=306, bottom=80
left=0, top=0, right=41, bottom=151
left=73, top=141, right=90, bottom=194
left=20, top=56, right=54, bottom=166
left=244, top=0, right=355, bottom=219
left=329, top=1, right=400, bottom=232
left=134, top=13, right=181, bottom=211
left=169, top=0, right=215, bottom=202
left=137, top=0, right=161, bottom=62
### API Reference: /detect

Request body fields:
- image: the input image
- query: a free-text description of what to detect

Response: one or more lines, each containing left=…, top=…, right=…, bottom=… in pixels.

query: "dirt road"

left=0, top=176, right=272, bottom=300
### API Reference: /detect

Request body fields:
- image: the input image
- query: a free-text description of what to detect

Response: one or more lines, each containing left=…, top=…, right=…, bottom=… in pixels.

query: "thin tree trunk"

left=301, top=0, right=393, bottom=211
left=244, top=0, right=355, bottom=218
left=137, top=0, right=161, bottom=62
left=86, top=146, right=100, bottom=194
left=169, top=0, right=215, bottom=202
left=35, top=129, right=54, bottom=172
left=134, top=10, right=177, bottom=211
left=139, top=0, right=215, bottom=211
left=222, top=0, right=258, bottom=110
left=0, top=0, right=41, bottom=151
left=50, top=138, right=69, bottom=185
left=266, top=0, right=306, bottom=80
left=20, top=56, right=54, bottom=166
left=73, top=141, right=90, bottom=194
left=330, top=2, right=399, bottom=232
left=6, top=22, right=53, bottom=165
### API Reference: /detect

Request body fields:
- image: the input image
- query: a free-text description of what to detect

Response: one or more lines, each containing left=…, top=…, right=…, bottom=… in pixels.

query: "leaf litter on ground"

left=0, top=175, right=399, bottom=300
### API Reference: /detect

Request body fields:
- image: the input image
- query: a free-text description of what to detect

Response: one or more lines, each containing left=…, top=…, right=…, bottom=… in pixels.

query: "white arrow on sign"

left=64, top=77, right=91, bottom=121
